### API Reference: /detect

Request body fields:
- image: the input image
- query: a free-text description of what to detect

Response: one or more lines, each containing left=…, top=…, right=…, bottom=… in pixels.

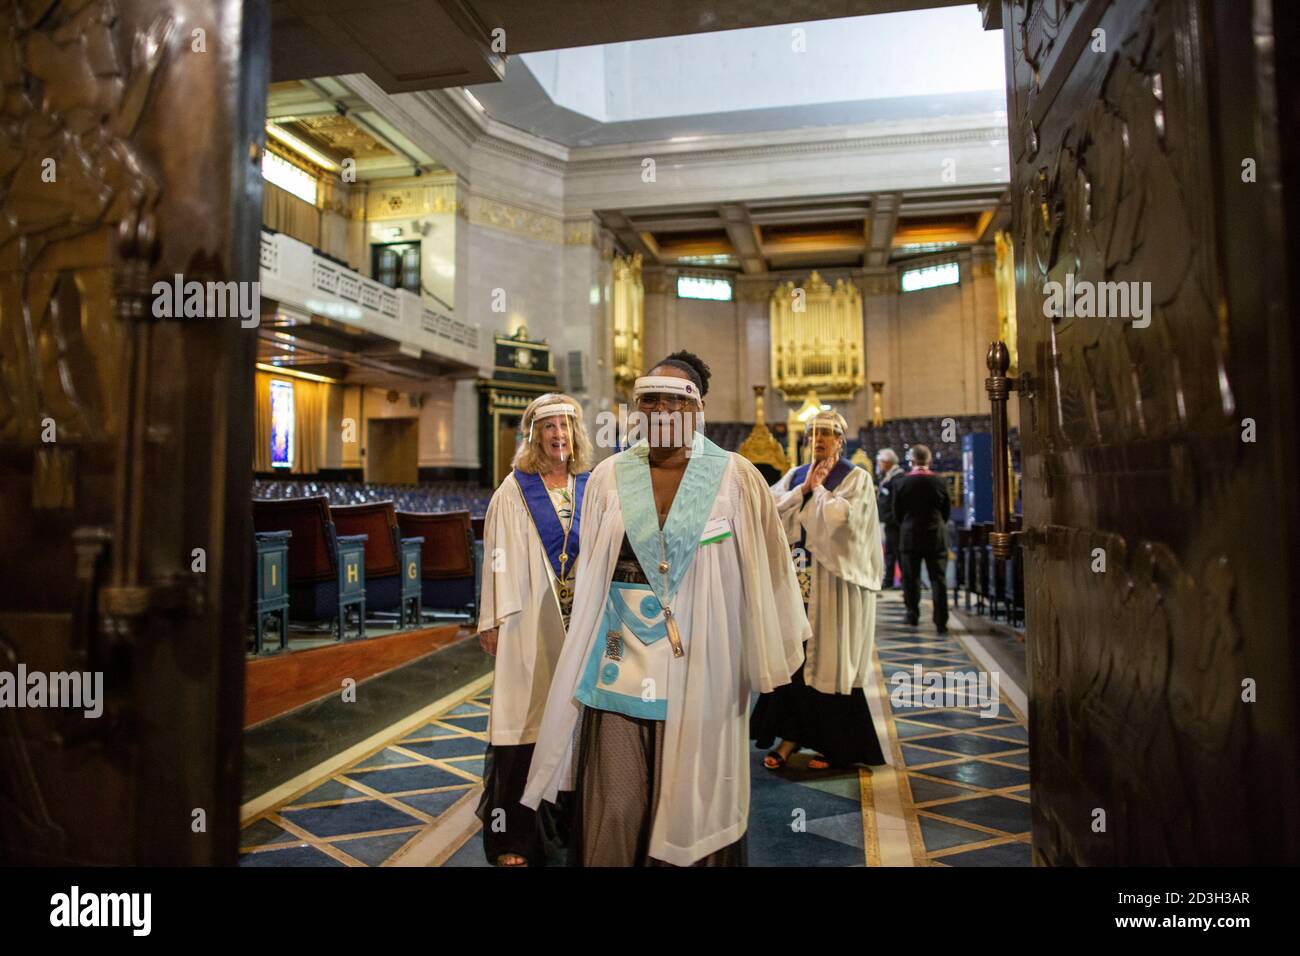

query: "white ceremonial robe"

left=772, top=464, right=885, bottom=695
left=522, top=448, right=808, bottom=866
left=477, top=472, right=569, bottom=747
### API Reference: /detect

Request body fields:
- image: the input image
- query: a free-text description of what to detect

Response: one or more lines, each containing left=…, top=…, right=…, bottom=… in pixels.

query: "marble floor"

left=240, top=590, right=1031, bottom=867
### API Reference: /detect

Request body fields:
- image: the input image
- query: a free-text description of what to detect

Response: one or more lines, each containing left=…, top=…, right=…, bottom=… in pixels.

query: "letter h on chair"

left=252, top=495, right=366, bottom=642
left=332, top=502, right=424, bottom=630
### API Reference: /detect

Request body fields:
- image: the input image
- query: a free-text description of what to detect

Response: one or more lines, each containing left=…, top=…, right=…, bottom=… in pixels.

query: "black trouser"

left=901, top=551, right=948, bottom=628
left=883, top=527, right=901, bottom=588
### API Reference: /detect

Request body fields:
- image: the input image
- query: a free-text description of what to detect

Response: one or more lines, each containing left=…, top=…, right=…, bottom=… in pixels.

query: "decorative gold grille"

left=769, top=271, right=865, bottom=403
left=610, top=253, right=644, bottom=401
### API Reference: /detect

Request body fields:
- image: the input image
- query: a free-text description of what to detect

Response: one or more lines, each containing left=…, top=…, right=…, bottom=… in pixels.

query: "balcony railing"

left=259, top=230, right=479, bottom=367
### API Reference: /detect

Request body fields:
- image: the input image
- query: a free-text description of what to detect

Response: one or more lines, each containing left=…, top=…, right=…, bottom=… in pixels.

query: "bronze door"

left=998, top=0, right=1300, bottom=863
left=0, top=0, right=268, bottom=864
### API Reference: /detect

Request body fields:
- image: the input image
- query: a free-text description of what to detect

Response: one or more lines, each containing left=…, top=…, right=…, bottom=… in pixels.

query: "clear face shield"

left=529, top=402, right=578, bottom=465
left=803, top=412, right=846, bottom=463
left=629, top=375, right=704, bottom=452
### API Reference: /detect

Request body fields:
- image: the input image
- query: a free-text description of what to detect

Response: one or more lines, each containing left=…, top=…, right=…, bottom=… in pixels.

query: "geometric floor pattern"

left=873, top=591, right=1032, bottom=866
left=239, top=690, right=491, bottom=867
left=242, top=590, right=1030, bottom=867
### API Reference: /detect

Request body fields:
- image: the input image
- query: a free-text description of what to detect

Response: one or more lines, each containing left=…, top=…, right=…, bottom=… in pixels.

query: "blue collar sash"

left=791, top=457, right=854, bottom=492
left=515, top=469, right=589, bottom=581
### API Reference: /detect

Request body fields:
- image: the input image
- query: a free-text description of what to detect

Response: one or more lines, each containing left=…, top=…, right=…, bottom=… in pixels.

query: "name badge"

left=700, top=517, right=732, bottom=545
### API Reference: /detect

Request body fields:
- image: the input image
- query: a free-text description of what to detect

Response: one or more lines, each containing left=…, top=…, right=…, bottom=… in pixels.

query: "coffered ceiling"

left=600, top=187, right=1009, bottom=275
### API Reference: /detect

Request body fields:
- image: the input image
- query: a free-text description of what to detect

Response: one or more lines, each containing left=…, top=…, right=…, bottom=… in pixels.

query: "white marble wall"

left=330, top=76, right=1011, bottom=468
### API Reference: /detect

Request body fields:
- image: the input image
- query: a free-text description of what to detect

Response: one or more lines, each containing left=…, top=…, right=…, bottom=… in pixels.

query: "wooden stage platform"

left=244, top=623, right=472, bottom=728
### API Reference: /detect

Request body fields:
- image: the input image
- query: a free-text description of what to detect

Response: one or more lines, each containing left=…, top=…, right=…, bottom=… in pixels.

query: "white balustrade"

left=258, top=229, right=479, bottom=367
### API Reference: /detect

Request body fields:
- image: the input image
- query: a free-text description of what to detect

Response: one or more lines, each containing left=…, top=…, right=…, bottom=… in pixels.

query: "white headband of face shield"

left=528, top=402, right=576, bottom=444
left=632, top=375, right=701, bottom=403
left=805, top=412, right=847, bottom=438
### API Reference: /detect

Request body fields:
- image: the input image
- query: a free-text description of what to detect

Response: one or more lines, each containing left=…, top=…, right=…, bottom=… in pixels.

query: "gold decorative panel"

left=769, top=271, right=864, bottom=403
left=366, top=178, right=458, bottom=221
left=994, top=230, right=1018, bottom=374
left=610, top=253, right=644, bottom=401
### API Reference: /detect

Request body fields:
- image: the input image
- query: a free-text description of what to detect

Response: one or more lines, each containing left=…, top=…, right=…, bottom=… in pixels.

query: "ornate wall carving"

left=0, top=0, right=266, bottom=864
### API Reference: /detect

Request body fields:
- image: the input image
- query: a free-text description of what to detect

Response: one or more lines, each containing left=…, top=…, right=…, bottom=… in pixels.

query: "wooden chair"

left=331, top=501, right=413, bottom=616
left=252, top=496, right=366, bottom=638
left=396, top=510, right=476, bottom=618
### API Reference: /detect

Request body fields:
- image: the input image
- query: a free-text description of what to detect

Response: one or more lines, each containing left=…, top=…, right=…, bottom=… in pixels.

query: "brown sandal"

left=495, top=853, right=528, bottom=867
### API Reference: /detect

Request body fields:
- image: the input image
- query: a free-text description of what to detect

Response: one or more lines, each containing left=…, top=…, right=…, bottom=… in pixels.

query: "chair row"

left=250, top=496, right=478, bottom=652
left=953, top=519, right=1025, bottom=628
left=252, top=479, right=492, bottom=517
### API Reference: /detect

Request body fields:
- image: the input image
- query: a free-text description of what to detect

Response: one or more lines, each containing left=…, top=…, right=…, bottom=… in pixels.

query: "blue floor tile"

left=280, top=799, right=424, bottom=838
left=916, top=760, right=1030, bottom=790
left=396, top=789, right=469, bottom=818
left=344, top=763, right=472, bottom=793
left=939, top=841, right=1032, bottom=867
left=445, top=703, right=489, bottom=716
left=925, top=795, right=1031, bottom=835
left=907, top=777, right=973, bottom=804
left=439, top=713, right=489, bottom=731
left=919, top=816, right=989, bottom=852
left=400, top=722, right=464, bottom=741
left=977, top=724, right=1028, bottom=743
left=353, top=747, right=420, bottom=770
left=907, top=733, right=1023, bottom=757
left=446, top=756, right=485, bottom=777
left=902, top=710, right=1012, bottom=730
left=901, top=744, right=958, bottom=766
left=290, top=779, right=370, bottom=804
left=333, top=831, right=420, bottom=866
left=399, top=735, right=487, bottom=759
left=442, top=830, right=492, bottom=867
left=241, top=818, right=296, bottom=848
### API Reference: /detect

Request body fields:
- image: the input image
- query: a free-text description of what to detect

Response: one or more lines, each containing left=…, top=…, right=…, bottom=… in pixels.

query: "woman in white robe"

left=751, top=410, right=888, bottom=771
left=522, top=351, right=807, bottom=866
left=475, top=392, right=592, bottom=866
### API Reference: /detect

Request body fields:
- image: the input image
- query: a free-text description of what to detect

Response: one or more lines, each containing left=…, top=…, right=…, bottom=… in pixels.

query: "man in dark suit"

left=890, top=444, right=950, bottom=632
left=875, top=448, right=904, bottom=589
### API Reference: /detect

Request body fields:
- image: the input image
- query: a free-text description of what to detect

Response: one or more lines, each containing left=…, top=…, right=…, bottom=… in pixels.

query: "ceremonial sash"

left=514, top=469, right=589, bottom=581
left=789, top=457, right=854, bottom=493
left=613, top=432, right=729, bottom=612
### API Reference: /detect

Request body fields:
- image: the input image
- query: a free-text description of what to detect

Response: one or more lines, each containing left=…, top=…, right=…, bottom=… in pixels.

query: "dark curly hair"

left=652, top=350, right=711, bottom=398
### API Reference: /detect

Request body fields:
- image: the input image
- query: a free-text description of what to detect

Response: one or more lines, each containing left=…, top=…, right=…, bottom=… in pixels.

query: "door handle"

left=984, top=341, right=1019, bottom=560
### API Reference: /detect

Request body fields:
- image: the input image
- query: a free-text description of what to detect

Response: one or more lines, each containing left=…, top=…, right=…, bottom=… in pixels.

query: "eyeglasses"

left=635, top=395, right=692, bottom=412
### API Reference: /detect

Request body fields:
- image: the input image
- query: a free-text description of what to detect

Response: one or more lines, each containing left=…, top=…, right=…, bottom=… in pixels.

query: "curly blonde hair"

left=512, top=393, right=592, bottom=475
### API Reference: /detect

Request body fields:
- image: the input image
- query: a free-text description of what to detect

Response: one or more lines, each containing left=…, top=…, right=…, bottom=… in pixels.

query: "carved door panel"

left=999, top=0, right=1300, bottom=863
left=0, top=0, right=268, bottom=863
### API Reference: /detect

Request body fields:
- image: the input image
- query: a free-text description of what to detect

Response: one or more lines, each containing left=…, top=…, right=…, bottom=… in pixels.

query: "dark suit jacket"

left=890, top=471, right=951, bottom=555
left=876, top=467, right=905, bottom=537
